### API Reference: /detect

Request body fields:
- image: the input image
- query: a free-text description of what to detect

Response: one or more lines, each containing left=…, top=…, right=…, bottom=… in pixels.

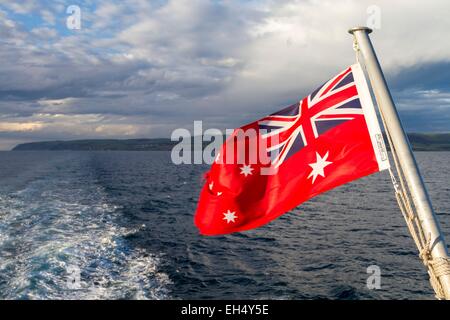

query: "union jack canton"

left=258, top=67, right=364, bottom=167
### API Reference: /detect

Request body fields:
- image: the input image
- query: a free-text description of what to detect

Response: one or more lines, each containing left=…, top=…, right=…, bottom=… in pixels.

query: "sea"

left=0, top=151, right=448, bottom=300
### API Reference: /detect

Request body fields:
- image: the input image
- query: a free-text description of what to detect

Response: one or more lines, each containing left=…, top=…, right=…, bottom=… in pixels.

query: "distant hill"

left=10, top=133, right=450, bottom=151
left=11, top=139, right=177, bottom=151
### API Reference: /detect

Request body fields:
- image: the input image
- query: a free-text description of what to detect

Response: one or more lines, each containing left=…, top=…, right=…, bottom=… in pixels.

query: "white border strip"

left=351, top=63, right=390, bottom=171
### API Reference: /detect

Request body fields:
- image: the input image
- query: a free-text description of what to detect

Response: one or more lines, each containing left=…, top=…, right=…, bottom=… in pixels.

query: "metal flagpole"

left=348, top=26, right=450, bottom=299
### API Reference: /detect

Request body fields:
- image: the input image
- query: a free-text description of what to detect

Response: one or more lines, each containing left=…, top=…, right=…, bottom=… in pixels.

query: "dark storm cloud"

left=399, top=108, right=450, bottom=132
left=386, top=62, right=450, bottom=132
left=388, top=62, right=450, bottom=92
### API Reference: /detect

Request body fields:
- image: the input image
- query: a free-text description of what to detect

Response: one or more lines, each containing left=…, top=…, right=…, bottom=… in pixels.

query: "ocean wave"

left=0, top=170, right=171, bottom=300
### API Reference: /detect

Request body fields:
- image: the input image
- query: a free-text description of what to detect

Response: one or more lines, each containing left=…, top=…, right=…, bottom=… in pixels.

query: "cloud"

left=31, top=27, right=58, bottom=39
left=40, top=9, right=56, bottom=25
left=0, top=122, right=44, bottom=132
left=393, top=89, right=450, bottom=132
left=0, top=0, right=37, bottom=14
left=0, top=0, right=449, bottom=150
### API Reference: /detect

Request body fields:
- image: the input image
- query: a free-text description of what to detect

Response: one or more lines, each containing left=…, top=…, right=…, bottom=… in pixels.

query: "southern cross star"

left=239, top=164, right=254, bottom=177
left=208, top=181, right=222, bottom=196
left=307, top=151, right=333, bottom=184
left=223, top=210, right=237, bottom=223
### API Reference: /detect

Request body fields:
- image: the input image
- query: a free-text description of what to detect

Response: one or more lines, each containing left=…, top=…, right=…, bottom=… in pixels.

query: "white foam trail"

left=0, top=175, right=171, bottom=300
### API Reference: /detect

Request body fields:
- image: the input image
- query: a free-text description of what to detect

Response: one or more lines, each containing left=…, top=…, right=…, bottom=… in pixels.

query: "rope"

left=382, top=95, right=449, bottom=299
left=431, top=258, right=450, bottom=279
left=355, top=48, right=450, bottom=299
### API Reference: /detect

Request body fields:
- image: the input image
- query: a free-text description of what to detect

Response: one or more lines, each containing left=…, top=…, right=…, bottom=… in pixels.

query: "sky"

left=0, top=0, right=449, bottom=150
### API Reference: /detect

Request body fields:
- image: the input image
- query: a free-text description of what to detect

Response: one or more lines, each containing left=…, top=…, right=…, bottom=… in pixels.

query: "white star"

left=208, top=181, right=222, bottom=196
left=240, top=164, right=254, bottom=177
left=307, top=151, right=333, bottom=184
left=223, top=210, right=237, bottom=223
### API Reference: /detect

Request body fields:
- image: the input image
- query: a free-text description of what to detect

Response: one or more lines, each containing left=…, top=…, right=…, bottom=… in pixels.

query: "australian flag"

left=195, top=64, right=390, bottom=236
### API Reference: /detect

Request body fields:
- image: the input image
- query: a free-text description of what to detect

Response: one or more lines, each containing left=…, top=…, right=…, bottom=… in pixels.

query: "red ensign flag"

left=195, top=64, right=390, bottom=235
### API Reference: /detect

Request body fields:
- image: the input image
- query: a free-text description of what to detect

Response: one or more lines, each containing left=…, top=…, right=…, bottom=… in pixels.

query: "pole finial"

left=348, top=26, right=373, bottom=35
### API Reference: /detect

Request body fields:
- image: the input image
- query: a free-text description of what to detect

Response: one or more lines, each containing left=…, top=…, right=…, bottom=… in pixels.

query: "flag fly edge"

left=351, top=63, right=390, bottom=172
